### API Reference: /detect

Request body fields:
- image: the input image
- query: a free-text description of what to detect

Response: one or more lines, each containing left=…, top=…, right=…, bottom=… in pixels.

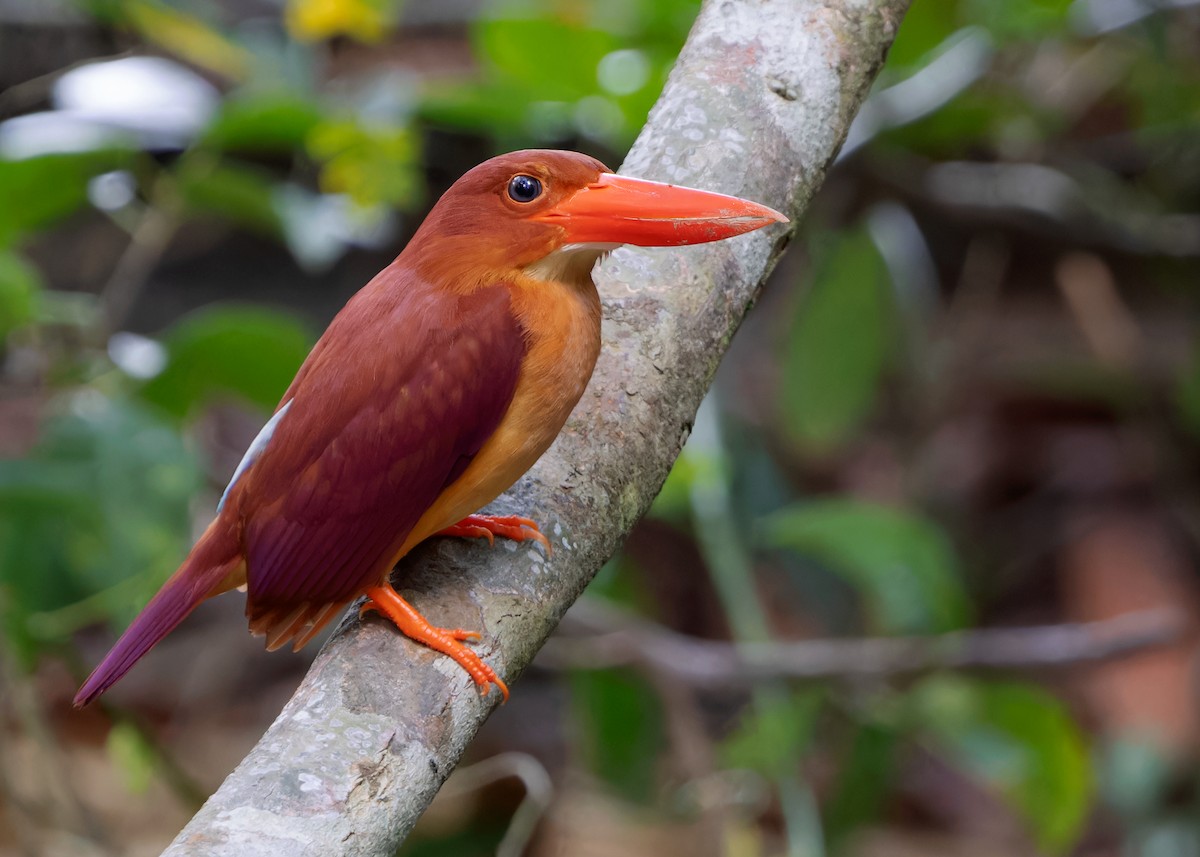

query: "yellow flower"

left=285, top=0, right=392, bottom=43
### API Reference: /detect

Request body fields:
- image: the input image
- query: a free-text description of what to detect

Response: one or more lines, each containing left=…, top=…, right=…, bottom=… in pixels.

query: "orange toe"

left=361, top=584, right=508, bottom=701
left=437, top=514, right=551, bottom=555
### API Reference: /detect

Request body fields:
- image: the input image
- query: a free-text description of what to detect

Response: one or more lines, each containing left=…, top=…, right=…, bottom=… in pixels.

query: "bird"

left=74, top=149, right=786, bottom=707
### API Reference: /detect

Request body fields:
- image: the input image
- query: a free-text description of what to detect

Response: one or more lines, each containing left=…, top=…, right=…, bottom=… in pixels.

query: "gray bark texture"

left=162, top=0, right=909, bottom=853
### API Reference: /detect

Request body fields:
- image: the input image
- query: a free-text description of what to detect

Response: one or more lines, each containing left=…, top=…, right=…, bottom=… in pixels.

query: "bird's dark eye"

left=507, top=175, right=542, bottom=203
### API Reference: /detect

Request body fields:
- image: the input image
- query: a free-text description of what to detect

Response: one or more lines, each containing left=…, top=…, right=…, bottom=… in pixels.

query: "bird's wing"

left=227, top=275, right=526, bottom=642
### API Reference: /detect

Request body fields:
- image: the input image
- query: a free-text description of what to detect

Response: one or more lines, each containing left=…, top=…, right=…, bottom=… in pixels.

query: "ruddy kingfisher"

left=75, top=150, right=785, bottom=706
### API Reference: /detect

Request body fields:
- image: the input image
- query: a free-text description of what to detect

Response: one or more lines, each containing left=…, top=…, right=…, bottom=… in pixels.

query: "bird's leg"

left=360, top=584, right=509, bottom=701
left=437, top=514, right=551, bottom=553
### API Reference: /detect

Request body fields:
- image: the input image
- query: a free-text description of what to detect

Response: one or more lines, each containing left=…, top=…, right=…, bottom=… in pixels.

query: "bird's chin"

left=524, top=242, right=621, bottom=286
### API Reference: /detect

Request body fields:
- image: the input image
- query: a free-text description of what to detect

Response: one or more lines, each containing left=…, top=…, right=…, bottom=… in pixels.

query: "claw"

left=437, top=514, right=551, bottom=555
left=360, top=584, right=508, bottom=701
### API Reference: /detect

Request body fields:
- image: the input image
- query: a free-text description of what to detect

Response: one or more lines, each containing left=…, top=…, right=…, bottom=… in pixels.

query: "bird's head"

left=406, top=149, right=787, bottom=287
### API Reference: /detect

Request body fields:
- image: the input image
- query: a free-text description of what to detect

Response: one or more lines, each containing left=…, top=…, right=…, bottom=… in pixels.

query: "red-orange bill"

left=534, top=172, right=788, bottom=247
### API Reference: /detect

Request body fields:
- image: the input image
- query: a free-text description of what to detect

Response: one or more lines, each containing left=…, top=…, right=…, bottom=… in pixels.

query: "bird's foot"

left=437, top=514, right=551, bottom=554
left=361, top=584, right=508, bottom=701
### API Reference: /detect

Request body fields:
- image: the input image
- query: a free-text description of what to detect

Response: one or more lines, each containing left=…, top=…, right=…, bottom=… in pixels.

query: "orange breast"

left=397, top=270, right=602, bottom=553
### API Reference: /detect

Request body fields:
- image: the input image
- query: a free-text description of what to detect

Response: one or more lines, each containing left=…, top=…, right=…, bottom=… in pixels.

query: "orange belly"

left=395, top=270, right=602, bottom=560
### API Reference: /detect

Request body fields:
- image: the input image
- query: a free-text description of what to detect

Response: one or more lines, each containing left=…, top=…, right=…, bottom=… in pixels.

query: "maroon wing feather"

left=226, top=271, right=526, bottom=636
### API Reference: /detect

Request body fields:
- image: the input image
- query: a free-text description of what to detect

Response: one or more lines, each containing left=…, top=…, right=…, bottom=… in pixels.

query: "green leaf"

left=419, top=0, right=691, bottom=147
left=120, top=0, right=250, bottom=80
left=825, top=722, right=897, bottom=842
left=138, top=305, right=313, bottom=420
left=720, top=690, right=824, bottom=780
left=419, top=80, right=540, bottom=136
left=202, top=92, right=324, bottom=153
left=175, top=162, right=283, bottom=236
left=780, top=229, right=893, bottom=452
left=473, top=15, right=650, bottom=145
left=0, top=250, right=42, bottom=340
left=882, top=0, right=962, bottom=71
left=306, top=119, right=421, bottom=209
left=570, top=669, right=664, bottom=802
left=961, top=0, right=1072, bottom=41
left=763, top=500, right=970, bottom=633
left=0, top=152, right=130, bottom=247
left=910, top=677, right=1092, bottom=853
left=476, top=15, right=618, bottom=103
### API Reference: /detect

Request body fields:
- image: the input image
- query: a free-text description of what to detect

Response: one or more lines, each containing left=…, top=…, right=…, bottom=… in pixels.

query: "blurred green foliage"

left=779, top=230, right=895, bottom=454
left=0, top=251, right=41, bottom=341
left=764, top=501, right=970, bottom=634
left=422, top=0, right=697, bottom=147
left=0, top=152, right=133, bottom=247
left=910, top=677, right=1092, bottom=852
left=720, top=691, right=824, bottom=782
left=0, top=395, right=200, bottom=666
left=1, top=0, right=1197, bottom=853
left=138, top=307, right=312, bottom=421
left=105, top=719, right=160, bottom=795
left=823, top=721, right=897, bottom=844
left=570, top=669, right=665, bottom=802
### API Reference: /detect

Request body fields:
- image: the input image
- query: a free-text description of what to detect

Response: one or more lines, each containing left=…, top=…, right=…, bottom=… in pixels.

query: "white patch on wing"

left=217, top=399, right=292, bottom=512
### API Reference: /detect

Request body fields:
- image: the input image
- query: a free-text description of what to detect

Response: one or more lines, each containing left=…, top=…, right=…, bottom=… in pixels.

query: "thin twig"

left=436, top=753, right=553, bottom=857
left=539, top=599, right=1185, bottom=687
left=98, top=153, right=218, bottom=334
left=99, top=204, right=179, bottom=334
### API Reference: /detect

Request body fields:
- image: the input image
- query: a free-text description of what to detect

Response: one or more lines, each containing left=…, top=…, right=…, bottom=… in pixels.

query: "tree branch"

left=161, top=1, right=909, bottom=853
left=540, top=599, right=1187, bottom=685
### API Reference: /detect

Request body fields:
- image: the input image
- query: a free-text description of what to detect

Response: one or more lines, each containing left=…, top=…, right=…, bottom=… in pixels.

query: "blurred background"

left=1, top=0, right=1199, bottom=854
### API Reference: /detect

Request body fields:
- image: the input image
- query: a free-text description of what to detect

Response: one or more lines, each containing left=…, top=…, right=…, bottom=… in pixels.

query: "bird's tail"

left=74, top=517, right=243, bottom=707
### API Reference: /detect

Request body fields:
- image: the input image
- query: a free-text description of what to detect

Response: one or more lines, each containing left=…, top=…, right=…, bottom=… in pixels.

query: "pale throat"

left=523, top=242, right=620, bottom=286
